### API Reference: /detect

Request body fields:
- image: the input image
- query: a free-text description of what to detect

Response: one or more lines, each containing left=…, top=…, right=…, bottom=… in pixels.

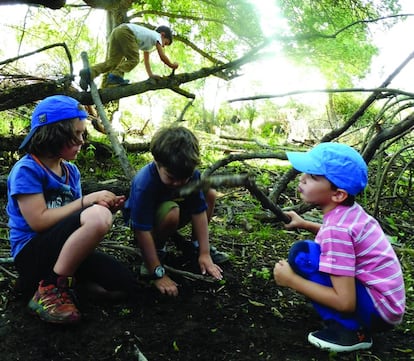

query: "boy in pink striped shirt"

left=273, top=142, right=405, bottom=353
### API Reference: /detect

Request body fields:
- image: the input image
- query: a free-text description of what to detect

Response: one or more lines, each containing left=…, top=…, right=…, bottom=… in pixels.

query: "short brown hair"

left=150, top=126, right=199, bottom=178
left=156, top=25, right=173, bottom=44
left=25, top=119, right=83, bottom=157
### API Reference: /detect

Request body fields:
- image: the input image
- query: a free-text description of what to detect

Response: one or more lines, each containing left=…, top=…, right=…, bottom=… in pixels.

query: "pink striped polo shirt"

left=316, top=203, right=405, bottom=325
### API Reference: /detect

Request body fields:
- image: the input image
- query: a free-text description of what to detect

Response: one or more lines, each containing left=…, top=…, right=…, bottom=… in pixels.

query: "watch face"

left=154, top=265, right=165, bottom=278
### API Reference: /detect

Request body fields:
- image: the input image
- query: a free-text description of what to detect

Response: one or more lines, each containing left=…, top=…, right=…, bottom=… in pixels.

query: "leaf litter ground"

left=0, top=191, right=413, bottom=361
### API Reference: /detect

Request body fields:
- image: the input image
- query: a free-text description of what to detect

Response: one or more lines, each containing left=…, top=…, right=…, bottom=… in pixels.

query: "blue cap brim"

left=286, top=151, right=325, bottom=175
left=19, top=127, right=38, bottom=150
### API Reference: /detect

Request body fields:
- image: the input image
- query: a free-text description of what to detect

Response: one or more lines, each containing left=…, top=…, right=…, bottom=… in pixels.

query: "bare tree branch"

left=362, top=114, right=414, bottom=162
left=267, top=14, right=414, bottom=42
left=81, top=51, right=135, bottom=179
left=0, top=42, right=73, bottom=75
left=0, top=0, right=66, bottom=9
left=228, top=88, right=414, bottom=103
left=0, top=42, right=264, bottom=110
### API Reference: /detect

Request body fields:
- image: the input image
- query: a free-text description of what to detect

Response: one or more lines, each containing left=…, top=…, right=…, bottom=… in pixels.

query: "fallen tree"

left=0, top=42, right=264, bottom=111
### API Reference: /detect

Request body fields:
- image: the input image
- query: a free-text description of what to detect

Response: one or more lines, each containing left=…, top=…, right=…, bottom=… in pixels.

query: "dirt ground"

left=1, top=120, right=414, bottom=361
left=0, top=199, right=413, bottom=361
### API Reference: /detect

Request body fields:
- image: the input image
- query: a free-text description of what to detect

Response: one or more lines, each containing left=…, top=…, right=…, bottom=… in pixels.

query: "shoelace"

left=43, top=286, right=74, bottom=305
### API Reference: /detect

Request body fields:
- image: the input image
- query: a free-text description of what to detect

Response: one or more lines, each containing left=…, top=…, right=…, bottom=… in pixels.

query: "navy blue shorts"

left=14, top=209, right=138, bottom=300
left=288, top=240, right=392, bottom=332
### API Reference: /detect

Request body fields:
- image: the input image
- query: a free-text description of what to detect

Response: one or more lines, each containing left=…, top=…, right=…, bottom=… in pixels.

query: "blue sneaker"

left=172, top=233, right=229, bottom=264
left=107, top=73, right=129, bottom=86
left=208, top=245, right=230, bottom=264
left=79, top=68, right=91, bottom=91
left=308, top=320, right=373, bottom=352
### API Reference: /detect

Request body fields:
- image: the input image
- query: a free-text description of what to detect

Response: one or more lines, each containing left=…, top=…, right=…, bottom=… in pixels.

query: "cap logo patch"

left=38, top=113, right=47, bottom=124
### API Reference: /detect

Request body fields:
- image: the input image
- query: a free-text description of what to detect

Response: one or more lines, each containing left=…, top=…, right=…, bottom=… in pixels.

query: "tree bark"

left=0, top=0, right=131, bottom=9
left=0, top=0, right=66, bottom=9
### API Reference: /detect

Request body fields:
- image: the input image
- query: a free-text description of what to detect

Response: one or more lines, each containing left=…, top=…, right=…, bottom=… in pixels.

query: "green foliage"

left=251, top=267, right=271, bottom=280
left=132, top=0, right=263, bottom=67
left=127, top=151, right=153, bottom=171
left=241, top=102, right=257, bottom=130
left=81, top=143, right=97, bottom=160
left=0, top=111, right=30, bottom=135
left=385, top=216, right=406, bottom=240
left=329, top=93, right=379, bottom=126
left=74, top=142, right=133, bottom=180
left=118, top=308, right=132, bottom=317
left=402, top=268, right=414, bottom=332
left=260, top=121, right=286, bottom=137
left=9, top=6, right=104, bottom=76
left=277, top=0, right=401, bottom=86
left=215, top=101, right=238, bottom=127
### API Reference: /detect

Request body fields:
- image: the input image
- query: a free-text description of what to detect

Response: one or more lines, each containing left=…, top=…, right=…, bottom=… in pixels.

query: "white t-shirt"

left=126, top=24, right=162, bottom=51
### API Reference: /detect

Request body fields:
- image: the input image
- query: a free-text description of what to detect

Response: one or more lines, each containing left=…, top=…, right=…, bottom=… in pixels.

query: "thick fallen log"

left=1, top=43, right=263, bottom=110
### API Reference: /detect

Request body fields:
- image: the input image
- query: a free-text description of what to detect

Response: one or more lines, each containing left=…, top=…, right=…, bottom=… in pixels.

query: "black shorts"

left=14, top=210, right=138, bottom=300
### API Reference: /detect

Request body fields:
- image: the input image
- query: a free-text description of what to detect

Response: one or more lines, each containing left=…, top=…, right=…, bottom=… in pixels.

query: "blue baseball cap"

left=286, top=142, right=368, bottom=195
left=19, top=95, right=88, bottom=150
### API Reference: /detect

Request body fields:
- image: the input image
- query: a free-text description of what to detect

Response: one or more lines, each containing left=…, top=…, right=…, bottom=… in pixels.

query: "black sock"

left=43, top=271, right=60, bottom=286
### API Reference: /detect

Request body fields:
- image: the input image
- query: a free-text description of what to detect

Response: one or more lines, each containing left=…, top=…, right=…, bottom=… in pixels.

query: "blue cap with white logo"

left=286, top=142, right=368, bottom=195
left=19, top=95, right=88, bottom=150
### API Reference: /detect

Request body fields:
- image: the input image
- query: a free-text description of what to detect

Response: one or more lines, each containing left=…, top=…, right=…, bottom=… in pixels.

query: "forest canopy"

left=0, top=0, right=406, bottom=98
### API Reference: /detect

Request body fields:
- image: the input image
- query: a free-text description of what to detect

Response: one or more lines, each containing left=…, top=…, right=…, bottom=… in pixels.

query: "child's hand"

left=110, top=195, right=126, bottom=212
left=283, top=211, right=304, bottom=230
left=85, top=191, right=122, bottom=210
left=154, top=275, right=179, bottom=297
left=273, top=260, right=295, bottom=287
left=199, top=254, right=223, bottom=280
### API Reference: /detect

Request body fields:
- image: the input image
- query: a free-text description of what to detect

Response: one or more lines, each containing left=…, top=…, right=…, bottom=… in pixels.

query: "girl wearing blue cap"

left=273, top=142, right=405, bottom=353
left=7, top=95, right=138, bottom=324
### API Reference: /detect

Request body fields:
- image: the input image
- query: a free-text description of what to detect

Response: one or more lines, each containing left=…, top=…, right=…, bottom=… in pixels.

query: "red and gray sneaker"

left=27, top=276, right=81, bottom=324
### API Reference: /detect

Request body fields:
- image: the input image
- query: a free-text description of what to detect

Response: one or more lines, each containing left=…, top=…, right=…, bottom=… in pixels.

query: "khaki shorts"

left=155, top=201, right=191, bottom=229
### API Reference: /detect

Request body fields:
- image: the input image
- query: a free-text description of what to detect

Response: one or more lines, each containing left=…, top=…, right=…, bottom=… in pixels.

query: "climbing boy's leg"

left=79, top=68, right=91, bottom=91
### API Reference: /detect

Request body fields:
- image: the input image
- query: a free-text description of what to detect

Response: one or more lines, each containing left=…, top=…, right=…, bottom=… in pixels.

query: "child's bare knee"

left=167, top=206, right=179, bottom=220
left=82, top=205, right=113, bottom=232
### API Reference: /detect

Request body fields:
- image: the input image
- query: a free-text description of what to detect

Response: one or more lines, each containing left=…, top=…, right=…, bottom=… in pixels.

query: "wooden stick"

left=80, top=52, right=135, bottom=180
left=100, top=242, right=218, bottom=283
left=0, top=265, right=18, bottom=279
left=178, top=174, right=249, bottom=196
left=245, top=178, right=291, bottom=223
left=178, top=174, right=291, bottom=223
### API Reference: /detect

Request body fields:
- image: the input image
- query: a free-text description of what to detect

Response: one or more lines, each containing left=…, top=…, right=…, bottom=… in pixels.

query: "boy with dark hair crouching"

left=124, top=125, right=229, bottom=297
left=273, top=142, right=405, bottom=352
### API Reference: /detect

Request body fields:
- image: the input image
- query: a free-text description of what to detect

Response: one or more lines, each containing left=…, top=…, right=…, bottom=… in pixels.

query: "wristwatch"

left=153, top=265, right=165, bottom=279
